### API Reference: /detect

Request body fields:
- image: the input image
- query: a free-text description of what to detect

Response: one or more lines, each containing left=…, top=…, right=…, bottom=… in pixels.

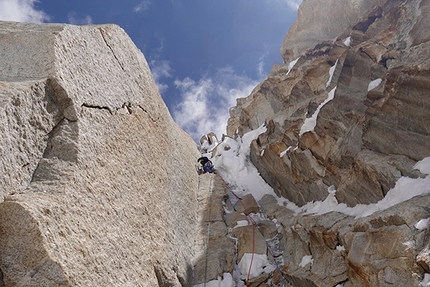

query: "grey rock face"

left=0, top=22, right=200, bottom=286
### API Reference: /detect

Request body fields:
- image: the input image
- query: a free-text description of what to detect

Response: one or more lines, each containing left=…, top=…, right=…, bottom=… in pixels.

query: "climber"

left=197, top=156, right=214, bottom=174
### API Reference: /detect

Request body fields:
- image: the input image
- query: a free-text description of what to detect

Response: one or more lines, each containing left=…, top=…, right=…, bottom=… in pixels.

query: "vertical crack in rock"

left=0, top=268, right=4, bottom=287
left=137, top=104, right=159, bottom=122
left=98, top=27, right=127, bottom=73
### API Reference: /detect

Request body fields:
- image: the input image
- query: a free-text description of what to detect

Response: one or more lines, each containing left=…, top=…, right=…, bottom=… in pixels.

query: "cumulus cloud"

left=149, top=60, right=173, bottom=94
left=0, top=0, right=49, bottom=22
left=134, top=0, right=151, bottom=13
left=173, top=67, right=259, bottom=142
left=67, top=12, right=93, bottom=25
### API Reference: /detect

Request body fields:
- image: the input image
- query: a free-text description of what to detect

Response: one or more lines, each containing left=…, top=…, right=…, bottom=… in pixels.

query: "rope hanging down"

left=226, top=183, right=287, bottom=287
left=203, top=175, right=214, bottom=287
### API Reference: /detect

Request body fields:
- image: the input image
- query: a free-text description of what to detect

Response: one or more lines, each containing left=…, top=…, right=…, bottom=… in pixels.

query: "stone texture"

left=234, top=194, right=260, bottom=215
left=223, top=0, right=430, bottom=286
left=228, top=0, right=430, bottom=207
left=258, top=220, right=278, bottom=240
left=280, top=0, right=386, bottom=62
left=231, top=225, right=267, bottom=263
left=267, top=195, right=430, bottom=287
left=225, top=212, right=248, bottom=228
left=0, top=22, right=200, bottom=286
left=192, top=174, right=235, bottom=284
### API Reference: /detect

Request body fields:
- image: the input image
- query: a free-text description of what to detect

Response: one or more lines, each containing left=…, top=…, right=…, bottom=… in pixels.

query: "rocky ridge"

left=222, top=0, right=430, bottom=286
left=228, top=0, right=430, bottom=207
left=0, top=22, right=201, bottom=286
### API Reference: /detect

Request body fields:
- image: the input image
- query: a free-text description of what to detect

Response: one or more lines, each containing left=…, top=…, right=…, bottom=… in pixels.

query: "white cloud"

left=149, top=60, right=173, bottom=94
left=173, top=67, right=259, bottom=142
left=271, top=0, right=302, bottom=10
left=134, top=0, right=151, bottom=13
left=257, top=54, right=266, bottom=79
left=285, top=0, right=302, bottom=10
left=67, top=12, right=93, bottom=25
left=0, top=0, right=49, bottom=22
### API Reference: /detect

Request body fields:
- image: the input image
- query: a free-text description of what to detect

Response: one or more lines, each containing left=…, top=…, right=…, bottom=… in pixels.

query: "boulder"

left=234, top=194, right=260, bottom=215
left=258, top=220, right=278, bottom=240
left=225, top=212, right=248, bottom=228
left=231, top=225, right=267, bottom=262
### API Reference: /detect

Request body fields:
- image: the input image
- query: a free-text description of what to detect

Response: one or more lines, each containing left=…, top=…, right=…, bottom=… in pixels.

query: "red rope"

left=226, top=183, right=287, bottom=287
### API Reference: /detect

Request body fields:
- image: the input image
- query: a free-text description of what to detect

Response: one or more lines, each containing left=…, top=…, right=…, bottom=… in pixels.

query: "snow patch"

left=415, top=219, right=430, bottom=230
left=280, top=146, right=291, bottom=157
left=301, top=185, right=338, bottom=215
left=299, top=255, right=314, bottom=267
left=201, top=135, right=219, bottom=153
left=298, top=157, right=430, bottom=218
left=326, top=59, right=338, bottom=87
left=421, top=273, right=430, bottom=287
left=286, top=57, right=300, bottom=75
left=336, top=245, right=346, bottom=252
left=238, top=254, right=274, bottom=280
left=299, top=86, right=337, bottom=136
left=368, top=78, right=382, bottom=91
left=234, top=220, right=249, bottom=229
left=211, top=125, right=281, bottom=202
left=344, top=36, right=351, bottom=47
left=193, top=273, right=235, bottom=287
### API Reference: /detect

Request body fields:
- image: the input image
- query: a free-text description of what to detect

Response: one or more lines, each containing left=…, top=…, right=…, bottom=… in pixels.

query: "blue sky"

left=0, top=0, right=301, bottom=141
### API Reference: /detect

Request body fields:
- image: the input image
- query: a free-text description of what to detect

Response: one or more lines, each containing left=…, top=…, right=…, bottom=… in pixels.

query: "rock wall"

left=228, top=0, right=430, bottom=207
left=258, top=192, right=430, bottom=287
left=0, top=22, right=200, bottom=286
left=280, top=0, right=386, bottom=62
left=222, top=0, right=430, bottom=285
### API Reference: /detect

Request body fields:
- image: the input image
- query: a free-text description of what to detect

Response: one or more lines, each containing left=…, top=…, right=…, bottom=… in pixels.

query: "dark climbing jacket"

left=198, top=157, right=214, bottom=173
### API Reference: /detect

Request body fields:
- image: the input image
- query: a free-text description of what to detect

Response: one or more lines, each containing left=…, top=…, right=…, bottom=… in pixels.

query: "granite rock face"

left=0, top=22, right=200, bottom=286
left=228, top=0, right=430, bottom=207
left=223, top=1, right=430, bottom=285
left=280, top=0, right=386, bottom=62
